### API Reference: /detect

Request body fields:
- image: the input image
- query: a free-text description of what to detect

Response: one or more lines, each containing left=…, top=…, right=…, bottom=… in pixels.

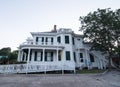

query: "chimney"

left=54, top=25, right=57, bottom=32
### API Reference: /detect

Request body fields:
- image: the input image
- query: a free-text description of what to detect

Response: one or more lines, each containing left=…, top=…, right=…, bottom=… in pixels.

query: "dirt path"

left=0, top=70, right=119, bottom=87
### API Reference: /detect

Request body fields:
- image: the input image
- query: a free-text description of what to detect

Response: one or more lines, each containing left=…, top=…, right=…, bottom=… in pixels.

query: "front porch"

left=0, top=61, right=75, bottom=74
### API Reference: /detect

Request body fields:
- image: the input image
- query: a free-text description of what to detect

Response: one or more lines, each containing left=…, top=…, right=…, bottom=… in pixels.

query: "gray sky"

left=0, top=0, right=119, bottom=50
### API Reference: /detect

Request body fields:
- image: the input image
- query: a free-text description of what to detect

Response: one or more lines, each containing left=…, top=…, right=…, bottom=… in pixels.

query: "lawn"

left=76, top=69, right=106, bottom=74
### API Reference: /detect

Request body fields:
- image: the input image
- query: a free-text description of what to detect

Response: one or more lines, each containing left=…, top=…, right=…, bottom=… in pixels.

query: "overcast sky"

left=0, top=0, right=120, bottom=51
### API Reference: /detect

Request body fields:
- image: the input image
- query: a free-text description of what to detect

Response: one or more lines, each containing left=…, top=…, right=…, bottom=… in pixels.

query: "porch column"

left=31, top=51, right=35, bottom=62
left=21, top=50, right=23, bottom=61
left=42, top=49, right=45, bottom=62
left=56, top=49, right=58, bottom=61
left=27, top=48, right=31, bottom=63
left=85, top=49, right=90, bottom=69
left=26, top=48, right=31, bottom=74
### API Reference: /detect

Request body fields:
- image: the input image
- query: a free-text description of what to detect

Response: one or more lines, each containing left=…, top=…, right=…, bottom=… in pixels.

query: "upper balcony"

left=19, top=41, right=64, bottom=49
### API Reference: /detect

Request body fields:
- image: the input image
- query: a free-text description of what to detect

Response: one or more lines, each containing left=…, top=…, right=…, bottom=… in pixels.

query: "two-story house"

left=17, top=25, right=108, bottom=73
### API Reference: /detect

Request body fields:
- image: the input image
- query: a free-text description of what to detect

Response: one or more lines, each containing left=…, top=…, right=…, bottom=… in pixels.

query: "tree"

left=0, top=47, right=18, bottom=64
left=0, top=47, right=11, bottom=56
left=9, top=50, right=18, bottom=63
left=79, top=8, right=120, bottom=70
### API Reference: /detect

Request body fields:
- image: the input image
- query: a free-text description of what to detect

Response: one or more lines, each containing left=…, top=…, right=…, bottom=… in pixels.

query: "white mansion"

left=0, top=25, right=108, bottom=74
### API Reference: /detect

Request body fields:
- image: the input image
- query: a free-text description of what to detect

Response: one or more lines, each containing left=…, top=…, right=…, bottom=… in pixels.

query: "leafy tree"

left=9, top=50, right=18, bottom=63
left=0, top=47, right=11, bottom=56
left=80, top=8, right=120, bottom=70
left=0, top=47, right=18, bottom=64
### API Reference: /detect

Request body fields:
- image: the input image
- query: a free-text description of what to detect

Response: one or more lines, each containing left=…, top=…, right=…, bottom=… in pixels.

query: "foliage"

left=0, top=47, right=11, bottom=56
left=80, top=8, right=120, bottom=69
left=0, top=47, right=18, bottom=64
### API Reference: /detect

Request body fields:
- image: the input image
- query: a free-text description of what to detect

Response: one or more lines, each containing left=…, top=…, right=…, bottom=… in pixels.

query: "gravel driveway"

left=0, top=70, right=120, bottom=87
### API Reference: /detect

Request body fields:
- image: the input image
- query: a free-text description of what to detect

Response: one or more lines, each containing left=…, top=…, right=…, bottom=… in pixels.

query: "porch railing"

left=0, top=62, right=75, bottom=74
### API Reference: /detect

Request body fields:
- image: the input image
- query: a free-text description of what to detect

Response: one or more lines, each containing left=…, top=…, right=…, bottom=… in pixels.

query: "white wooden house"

left=0, top=25, right=108, bottom=73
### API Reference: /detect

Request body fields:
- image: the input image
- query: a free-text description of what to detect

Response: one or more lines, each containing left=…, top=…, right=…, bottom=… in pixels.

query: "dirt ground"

left=0, top=70, right=120, bottom=87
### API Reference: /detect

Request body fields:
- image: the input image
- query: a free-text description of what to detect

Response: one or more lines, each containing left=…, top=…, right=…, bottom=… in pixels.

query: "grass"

left=76, top=69, right=106, bottom=74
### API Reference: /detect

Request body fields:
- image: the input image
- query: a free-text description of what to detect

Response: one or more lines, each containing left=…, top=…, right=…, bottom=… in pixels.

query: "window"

left=74, top=52, right=76, bottom=62
left=57, top=36, right=61, bottom=43
left=72, top=37, right=75, bottom=45
left=36, top=37, right=38, bottom=42
left=89, top=54, right=94, bottom=62
left=45, top=52, right=47, bottom=61
left=80, top=53, right=83, bottom=62
left=80, top=53, right=83, bottom=58
left=41, top=52, right=43, bottom=61
left=58, top=51, right=62, bottom=61
left=46, top=37, right=48, bottom=42
left=51, top=37, right=53, bottom=42
left=34, top=51, right=37, bottom=61
left=51, top=52, right=53, bottom=61
left=65, top=36, right=69, bottom=44
left=66, top=51, right=71, bottom=60
left=42, top=37, right=44, bottom=42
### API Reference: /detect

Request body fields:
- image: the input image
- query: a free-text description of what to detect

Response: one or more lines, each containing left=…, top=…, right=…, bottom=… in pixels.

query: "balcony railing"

left=21, top=42, right=63, bottom=47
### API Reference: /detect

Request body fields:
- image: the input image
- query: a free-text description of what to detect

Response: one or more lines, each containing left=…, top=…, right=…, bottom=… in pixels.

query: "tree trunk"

left=108, top=53, right=112, bottom=71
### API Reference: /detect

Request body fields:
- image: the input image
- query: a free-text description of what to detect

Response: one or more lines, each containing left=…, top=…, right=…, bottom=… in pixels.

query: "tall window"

left=72, top=37, right=75, bottom=45
left=66, top=51, right=71, bottom=60
left=46, top=37, right=48, bottom=42
left=45, top=52, right=47, bottom=61
left=80, top=53, right=83, bottom=62
left=51, top=52, right=53, bottom=61
left=65, top=36, right=69, bottom=44
left=34, top=51, right=37, bottom=61
left=41, top=52, right=43, bottom=61
left=74, top=52, right=76, bottom=62
left=45, top=37, right=48, bottom=44
left=36, top=37, right=38, bottom=42
left=42, top=37, right=44, bottom=42
left=57, top=36, right=61, bottom=43
left=51, top=37, right=53, bottom=42
left=89, top=54, right=94, bottom=62
left=58, top=51, right=62, bottom=61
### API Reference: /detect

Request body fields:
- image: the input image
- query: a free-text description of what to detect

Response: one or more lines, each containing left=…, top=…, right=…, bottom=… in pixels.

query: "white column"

left=85, top=49, right=90, bottom=69
left=27, top=48, right=31, bottom=63
left=42, top=49, right=45, bottom=62
left=57, top=49, right=58, bottom=61
left=21, top=51, right=23, bottom=61
left=31, top=51, right=35, bottom=62
left=26, top=48, right=31, bottom=74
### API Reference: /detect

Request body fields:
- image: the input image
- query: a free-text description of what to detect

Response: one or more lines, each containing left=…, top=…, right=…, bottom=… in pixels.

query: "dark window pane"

left=89, top=54, right=94, bottom=62
left=34, top=51, right=37, bottom=61
left=80, top=53, right=83, bottom=58
left=72, top=37, right=75, bottom=45
left=46, top=37, right=48, bottom=42
left=41, top=52, right=43, bottom=61
left=51, top=37, right=53, bottom=42
left=58, top=51, right=61, bottom=61
left=74, top=52, right=76, bottom=62
left=42, top=37, right=44, bottom=42
left=36, top=37, right=38, bottom=42
left=51, top=52, right=53, bottom=61
left=57, top=36, right=61, bottom=43
left=65, top=36, right=69, bottom=44
left=66, top=51, right=70, bottom=60
left=45, top=52, right=47, bottom=61
left=81, top=59, right=83, bottom=62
